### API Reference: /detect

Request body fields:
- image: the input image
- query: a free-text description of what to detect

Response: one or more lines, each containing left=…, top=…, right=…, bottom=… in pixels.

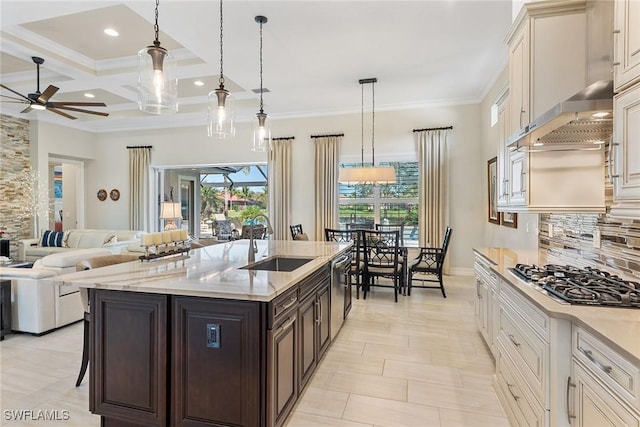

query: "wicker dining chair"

left=407, top=226, right=453, bottom=298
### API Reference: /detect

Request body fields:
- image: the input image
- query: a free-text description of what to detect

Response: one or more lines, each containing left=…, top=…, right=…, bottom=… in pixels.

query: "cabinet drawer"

left=496, top=342, right=547, bottom=427
left=474, top=260, right=497, bottom=289
left=268, top=287, right=299, bottom=329
left=500, top=282, right=549, bottom=340
left=573, top=326, right=640, bottom=412
left=499, top=306, right=548, bottom=406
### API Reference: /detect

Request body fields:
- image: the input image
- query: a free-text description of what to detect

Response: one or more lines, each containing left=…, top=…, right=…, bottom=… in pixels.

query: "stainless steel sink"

left=240, top=256, right=314, bottom=272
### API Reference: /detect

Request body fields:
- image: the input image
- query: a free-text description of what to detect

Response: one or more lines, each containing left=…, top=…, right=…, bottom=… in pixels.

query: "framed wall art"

left=502, top=212, right=518, bottom=228
left=487, top=157, right=500, bottom=224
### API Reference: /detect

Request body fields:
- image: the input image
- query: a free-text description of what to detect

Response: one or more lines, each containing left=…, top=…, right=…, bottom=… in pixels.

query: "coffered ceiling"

left=0, top=0, right=512, bottom=133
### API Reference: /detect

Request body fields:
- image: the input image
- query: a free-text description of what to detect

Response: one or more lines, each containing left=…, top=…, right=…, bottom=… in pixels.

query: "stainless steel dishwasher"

left=330, top=252, right=352, bottom=340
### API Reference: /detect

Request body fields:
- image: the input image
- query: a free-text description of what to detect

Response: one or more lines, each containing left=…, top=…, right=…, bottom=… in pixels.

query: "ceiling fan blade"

left=37, top=85, right=59, bottom=103
left=0, top=84, right=32, bottom=102
left=20, top=106, right=32, bottom=113
left=47, top=107, right=77, bottom=120
left=49, top=101, right=107, bottom=107
left=2, top=100, right=29, bottom=104
left=53, top=105, right=109, bottom=117
left=1, top=94, right=29, bottom=102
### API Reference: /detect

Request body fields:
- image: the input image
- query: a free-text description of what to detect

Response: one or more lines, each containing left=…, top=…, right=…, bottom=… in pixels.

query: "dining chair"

left=325, top=228, right=364, bottom=298
left=289, top=224, right=309, bottom=240
left=361, top=229, right=402, bottom=302
left=375, top=222, right=405, bottom=247
left=407, top=226, right=453, bottom=298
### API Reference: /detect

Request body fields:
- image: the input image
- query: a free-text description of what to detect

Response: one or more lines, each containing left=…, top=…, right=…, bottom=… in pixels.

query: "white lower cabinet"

left=474, top=256, right=498, bottom=358
left=569, top=361, right=640, bottom=427
left=568, top=326, right=640, bottom=426
left=474, top=254, right=640, bottom=426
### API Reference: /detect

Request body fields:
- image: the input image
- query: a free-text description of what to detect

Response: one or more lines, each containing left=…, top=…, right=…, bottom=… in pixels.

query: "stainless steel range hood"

left=506, top=80, right=613, bottom=151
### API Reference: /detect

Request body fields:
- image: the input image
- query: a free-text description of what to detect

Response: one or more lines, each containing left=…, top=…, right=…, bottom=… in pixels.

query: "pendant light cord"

left=361, top=83, right=364, bottom=167
left=372, top=80, right=375, bottom=166
left=219, top=0, right=224, bottom=85
left=154, top=0, right=160, bottom=44
left=258, top=18, right=264, bottom=113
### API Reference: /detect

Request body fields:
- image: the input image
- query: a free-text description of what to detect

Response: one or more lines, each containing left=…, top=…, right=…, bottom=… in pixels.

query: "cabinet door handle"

left=278, top=297, right=297, bottom=312
left=613, top=29, right=620, bottom=34
left=278, top=316, right=296, bottom=333
left=508, top=333, right=521, bottom=347
left=578, top=347, right=613, bottom=374
left=566, top=376, right=576, bottom=423
left=608, top=140, right=620, bottom=183
left=506, top=383, right=520, bottom=401
left=520, top=107, right=526, bottom=128
left=520, top=170, right=526, bottom=193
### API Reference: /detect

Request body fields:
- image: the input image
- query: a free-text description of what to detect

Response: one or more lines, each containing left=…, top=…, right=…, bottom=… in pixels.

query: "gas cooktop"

left=510, top=263, right=640, bottom=308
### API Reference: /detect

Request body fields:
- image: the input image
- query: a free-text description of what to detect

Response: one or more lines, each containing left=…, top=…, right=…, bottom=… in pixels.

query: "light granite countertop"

left=54, top=240, right=351, bottom=302
left=474, top=247, right=640, bottom=366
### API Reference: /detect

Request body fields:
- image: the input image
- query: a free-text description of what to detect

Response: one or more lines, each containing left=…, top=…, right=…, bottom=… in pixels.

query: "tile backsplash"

left=539, top=213, right=640, bottom=281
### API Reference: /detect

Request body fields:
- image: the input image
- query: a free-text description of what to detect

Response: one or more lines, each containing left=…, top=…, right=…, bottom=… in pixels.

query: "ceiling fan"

left=0, top=56, right=109, bottom=120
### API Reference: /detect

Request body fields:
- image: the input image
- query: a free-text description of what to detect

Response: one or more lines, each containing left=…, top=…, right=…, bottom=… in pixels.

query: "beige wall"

left=478, top=68, right=539, bottom=251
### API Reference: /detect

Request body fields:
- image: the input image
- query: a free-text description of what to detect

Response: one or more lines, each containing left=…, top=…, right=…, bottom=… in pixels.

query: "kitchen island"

left=55, top=240, right=351, bottom=427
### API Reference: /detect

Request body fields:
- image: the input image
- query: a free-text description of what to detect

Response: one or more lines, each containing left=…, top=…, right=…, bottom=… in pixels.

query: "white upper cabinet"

left=613, top=0, right=640, bottom=92
left=610, top=83, right=640, bottom=218
left=610, top=0, right=640, bottom=219
left=505, top=0, right=588, bottom=136
left=499, top=0, right=607, bottom=213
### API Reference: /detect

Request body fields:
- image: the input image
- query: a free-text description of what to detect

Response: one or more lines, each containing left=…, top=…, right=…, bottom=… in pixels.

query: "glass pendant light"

left=251, top=15, right=271, bottom=152
left=207, top=0, right=235, bottom=138
left=137, top=0, right=178, bottom=114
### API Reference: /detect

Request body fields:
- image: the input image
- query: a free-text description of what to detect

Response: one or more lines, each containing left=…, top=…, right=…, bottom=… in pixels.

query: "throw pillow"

left=41, top=230, right=65, bottom=247
left=294, top=233, right=309, bottom=241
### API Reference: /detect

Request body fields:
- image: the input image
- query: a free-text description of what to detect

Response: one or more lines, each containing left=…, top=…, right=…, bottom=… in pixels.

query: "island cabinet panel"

left=298, top=269, right=331, bottom=390
left=171, top=297, right=262, bottom=427
left=91, top=290, right=168, bottom=427
left=267, top=313, right=298, bottom=427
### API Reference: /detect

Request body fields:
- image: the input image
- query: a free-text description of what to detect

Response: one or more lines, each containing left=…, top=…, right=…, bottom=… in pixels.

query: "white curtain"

left=417, top=129, right=450, bottom=266
left=128, top=147, right=151, bottom=230
left=268, top=138, right=293, bottom=240
left=314, top=136, right=341, bottom=240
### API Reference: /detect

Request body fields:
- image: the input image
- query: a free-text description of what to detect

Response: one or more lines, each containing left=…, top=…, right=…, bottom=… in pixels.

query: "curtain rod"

left=310, top=133, right=344, bottom=139
left=272, top=136, right=295, bottom=141
left=126, top=145, right=153, bottom=149
left=412, top=126, right=453, bottom=133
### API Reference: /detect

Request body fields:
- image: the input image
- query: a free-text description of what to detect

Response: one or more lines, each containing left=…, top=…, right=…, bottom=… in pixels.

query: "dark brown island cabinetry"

left=90, top=264, right=333, bottom=427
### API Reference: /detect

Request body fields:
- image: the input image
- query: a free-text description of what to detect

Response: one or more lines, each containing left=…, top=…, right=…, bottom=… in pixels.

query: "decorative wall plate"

left=110, top=189, right=120, bottom=201
left=97, top=189, right=107, bottom=201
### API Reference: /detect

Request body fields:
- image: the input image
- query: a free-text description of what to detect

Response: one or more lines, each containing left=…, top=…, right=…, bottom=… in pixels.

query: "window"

left=339, top=161, right=419, bottom=246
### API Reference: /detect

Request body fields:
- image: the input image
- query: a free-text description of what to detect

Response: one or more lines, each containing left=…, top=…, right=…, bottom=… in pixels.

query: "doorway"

left=179, top=176, right=196, bottom=237
left=48, top=157, right=84, bottom=231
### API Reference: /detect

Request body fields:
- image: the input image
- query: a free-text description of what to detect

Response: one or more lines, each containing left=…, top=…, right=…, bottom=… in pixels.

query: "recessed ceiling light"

left=194, top=80, right=205, bottom=86
left=84, top=93, right=95, bottom=98
left=104, top=28, right=119, bottom=37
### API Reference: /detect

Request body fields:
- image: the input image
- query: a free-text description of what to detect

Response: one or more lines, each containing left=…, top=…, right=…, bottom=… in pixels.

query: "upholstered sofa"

left=17, top=229, right=146, bottom=262
left=0, top=248, right=114, bottom=334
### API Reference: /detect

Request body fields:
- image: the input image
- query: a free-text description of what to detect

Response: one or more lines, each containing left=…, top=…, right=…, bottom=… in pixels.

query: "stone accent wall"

left=0, top=114, right=31, bottom=258
left=539, top=213, right=640, bottom=281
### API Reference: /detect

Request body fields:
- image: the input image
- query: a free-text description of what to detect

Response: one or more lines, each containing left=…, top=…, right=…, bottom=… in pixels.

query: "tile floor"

left=0, top=275, right=510, bottom=427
